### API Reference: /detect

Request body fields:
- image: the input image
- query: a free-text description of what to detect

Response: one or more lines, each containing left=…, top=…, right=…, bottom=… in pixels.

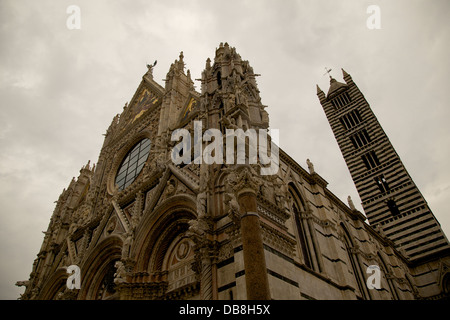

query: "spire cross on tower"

left=323, top=67, right=333, bottom=79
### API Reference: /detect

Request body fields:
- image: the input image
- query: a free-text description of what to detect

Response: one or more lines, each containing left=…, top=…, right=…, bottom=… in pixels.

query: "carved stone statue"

left=273, top=177, right=288, bottom=209
left=114, top=260, right=127, bottom=285
left=121, top=231, right=134, bottom=259
left=306, top=158, right=315, bottom=174
left=347, top=195, right=356, bottom=211
left=227, top=93, right=236, bottom=110
left=224, top=192, right=240, bottom=224
left=188, top=218, right=209, bottom=236
left=146, top=60, right=157, bottom=77
left=374, top=224, right=386, bottom=238
left=221, top=114, right=239, bottom=130
left=166, top=179, right=176, bottom=196
left=187, top=190, right=209, bottom=237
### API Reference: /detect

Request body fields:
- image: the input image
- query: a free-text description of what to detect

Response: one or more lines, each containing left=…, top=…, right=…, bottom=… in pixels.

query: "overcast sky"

left=1, top=0, right=449, bottom=299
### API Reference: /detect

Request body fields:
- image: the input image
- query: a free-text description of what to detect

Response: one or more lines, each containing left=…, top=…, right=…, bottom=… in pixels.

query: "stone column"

left=187, top=217, right=214, bottom=300
left=199, top=246, right=213, bottom=300
left=230, top=166, right=271, bottom=300
left=238, top=189, right=271, bottom=300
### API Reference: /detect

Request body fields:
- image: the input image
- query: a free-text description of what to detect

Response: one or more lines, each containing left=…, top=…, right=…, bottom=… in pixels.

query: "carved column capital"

left=224, top=165, right=261, bottom=197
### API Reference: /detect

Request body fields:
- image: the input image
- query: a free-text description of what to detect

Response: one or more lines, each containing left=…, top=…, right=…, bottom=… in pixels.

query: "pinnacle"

left=316, top=84, right=324, bottom=94
left=341, top=68, right=349, bottom=77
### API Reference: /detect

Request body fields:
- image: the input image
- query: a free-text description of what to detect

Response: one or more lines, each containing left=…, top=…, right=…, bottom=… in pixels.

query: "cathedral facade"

left=18, top=43, right=450, bottom=300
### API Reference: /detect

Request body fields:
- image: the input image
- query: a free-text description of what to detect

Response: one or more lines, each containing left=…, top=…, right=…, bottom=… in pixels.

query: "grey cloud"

left=1, top=0, right=449, bottom=299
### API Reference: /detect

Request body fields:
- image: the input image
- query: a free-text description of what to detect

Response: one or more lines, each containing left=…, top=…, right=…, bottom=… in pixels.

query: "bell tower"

left=317, top=69, right=450, bottom=261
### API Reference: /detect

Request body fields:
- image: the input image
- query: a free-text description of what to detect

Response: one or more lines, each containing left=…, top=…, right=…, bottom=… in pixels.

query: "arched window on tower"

left=387, top=199, right=400, bottom=216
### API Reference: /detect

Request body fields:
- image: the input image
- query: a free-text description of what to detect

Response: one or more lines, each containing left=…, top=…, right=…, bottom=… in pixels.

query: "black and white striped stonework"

left=317, top=70, right=450, bottom=261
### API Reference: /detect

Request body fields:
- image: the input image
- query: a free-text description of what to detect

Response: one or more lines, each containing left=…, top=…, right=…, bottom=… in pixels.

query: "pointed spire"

left=341, top=68, right=353, bottom=84
left=341, top=68, right=349, bottom=77
left=316, top=84, right=324, bottom=95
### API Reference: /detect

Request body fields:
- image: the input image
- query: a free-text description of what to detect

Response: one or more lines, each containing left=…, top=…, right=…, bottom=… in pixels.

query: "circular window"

left=115, top=138, right=151, bottom=191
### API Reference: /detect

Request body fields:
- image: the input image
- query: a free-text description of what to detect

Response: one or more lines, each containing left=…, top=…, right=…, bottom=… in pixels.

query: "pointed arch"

left=288, top=182, right=323, bottom=271
left=78, top=235, right=123, bottom=300
left=133, top=194, right=197, bottom=273
left=288, top=184, right=312, bottom=268
left=441, top=272, right=450, bottom=297
left=377, top=252, right=400, bottom=299
left=37, top=268, right=69, bottom=300
left=216, top=71, right=222, bottom=89
left=340, top=223, right=370, bottom=299
left=130, top=194, right=198, bottom=298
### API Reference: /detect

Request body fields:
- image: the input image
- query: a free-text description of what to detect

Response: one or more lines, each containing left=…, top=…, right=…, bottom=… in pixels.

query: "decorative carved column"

left=188, top=234, right=216, bottom=300
left=197, top=244, right=214, bottom=300
left=188, top=186, right=215, bottom=300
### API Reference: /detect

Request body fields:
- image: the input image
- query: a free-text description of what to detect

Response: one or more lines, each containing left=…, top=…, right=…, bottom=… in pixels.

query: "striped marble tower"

left=317, top=69, right=450, bottom=261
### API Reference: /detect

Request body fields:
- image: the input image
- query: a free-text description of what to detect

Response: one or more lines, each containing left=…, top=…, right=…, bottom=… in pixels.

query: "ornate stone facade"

left=18, top=43, right=450, bottom=300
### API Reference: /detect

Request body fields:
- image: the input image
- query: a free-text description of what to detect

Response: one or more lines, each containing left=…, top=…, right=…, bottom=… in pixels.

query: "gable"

left=118, top=80, right=164, bottom=131
left=180, top=95, right=200, bottom=123
left=131, top=87, right=160, bottom=123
